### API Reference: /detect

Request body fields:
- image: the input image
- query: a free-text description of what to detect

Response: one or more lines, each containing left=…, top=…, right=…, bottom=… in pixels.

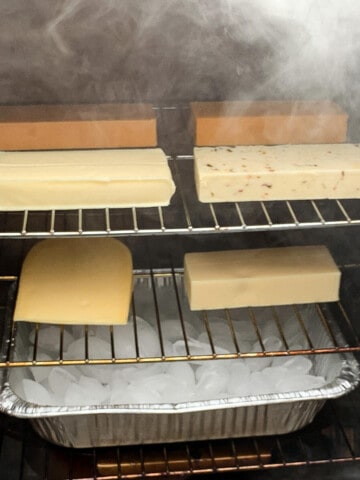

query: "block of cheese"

left=190, top=101, right=348, bottom=146
left=194, top=144, right=360, bottom=203
left=0, top=103, right=157, bottom=150
left=0, top=148, right=175, bottom=210
left=184, top=246, right=340, bottom=310
left=14, top=238, right=133, bottom=325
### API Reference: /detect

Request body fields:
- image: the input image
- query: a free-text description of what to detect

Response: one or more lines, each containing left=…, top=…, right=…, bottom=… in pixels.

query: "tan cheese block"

left=14, top=238, right=133, bottom=325
left=190, top=100, right=348, bottom=146
left=0, top=103, right=157, bottom=150
left=0, top=148, right=175, bottom=210
left=194, top=144, right=360, bottom=202
left=184, top=246, right=340, bottom=310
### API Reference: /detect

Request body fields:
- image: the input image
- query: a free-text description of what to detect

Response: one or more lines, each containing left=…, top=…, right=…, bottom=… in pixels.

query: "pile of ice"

left=14, top=312, right=327, bottom=407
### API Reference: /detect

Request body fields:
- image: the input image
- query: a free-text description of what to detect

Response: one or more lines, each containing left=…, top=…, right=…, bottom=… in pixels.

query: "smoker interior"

left=1, top=112, right=360, bottom=477
left=1, top=1, right=360, bottom=478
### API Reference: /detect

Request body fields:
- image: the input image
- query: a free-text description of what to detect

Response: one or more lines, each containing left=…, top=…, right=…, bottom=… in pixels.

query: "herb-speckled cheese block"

left=14, top=238, right=133, bottom=325
left=0, top=148, right=175, bottom=210
left=184, top=246, right=340, bottom=311
left=194, top=144, right=360, bottom=202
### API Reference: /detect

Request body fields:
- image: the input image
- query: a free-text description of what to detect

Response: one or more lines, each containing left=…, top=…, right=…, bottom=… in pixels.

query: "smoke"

left=0, top=0, right=359, bottom=124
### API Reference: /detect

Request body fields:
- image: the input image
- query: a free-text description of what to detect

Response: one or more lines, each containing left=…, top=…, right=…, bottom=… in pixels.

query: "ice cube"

left=288, top=333, right=310, bottom=349
left=30, top=366, right=53, bottom=384
left=165, top=362, right=196, bottom=390
left=48, top=367, right=78, bottom=398
left=111, top=363, right=164, bottom=385
left=261, top=366, right=290, bottom=388
left=272, top=356, right=313, bottom=374
left=109, top=370, right=129, bottom=391
left=22, top=378, right=52, bottom=405
left=232, top=319, right=258, bottom=343
left=93, top=325, right=112, bottom=342
left=163, top=340, right=175, bottom=356
left=65, top=336, right=111, bottom=360
left=73, top=375, right=110, bottom=404
left=245, top=336, right=283, bottom=372
left=276, top=374, right=326, bottom=393
left=79, top=365, right=113, bottom=384
left=244, top=341, right=272, bottom=372
left=109, top=386, right=132, bottom=404
left=113, top=316, right=160, bottom=358
left=194, top=362, right=230, bottom=398
left=227, top=382, right=252, bottom=397
left=173, top=338, right=229, bottom=358
left=64, top=383, right=91, bottom=406
left=249, top=371, right=274, bottom=395
left=29, top=352, right=53, bottom=382
left=118, top=383, right=163, bottom=404
left=30, top=326, right=73, bottom=352
left=227, top=360, right=251, bottom=394
left=263, top=336, right=284, bottom=351
left=131, top=373, right=176, bottom=393
left=160, top=319, right=198, bottom=343
left=197, top=331, right=236, bottom=353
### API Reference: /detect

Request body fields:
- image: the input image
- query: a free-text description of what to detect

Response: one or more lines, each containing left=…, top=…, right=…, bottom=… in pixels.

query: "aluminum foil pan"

left=0, top=276, right=359, bottom=448
left=0, top=354, right=358, bottom=448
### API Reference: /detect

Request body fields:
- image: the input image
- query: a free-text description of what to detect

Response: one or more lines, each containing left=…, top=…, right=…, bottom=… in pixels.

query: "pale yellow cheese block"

left=194, top=144, right=360, bottom=202
left=184, top=246, right=340, bottom=310
left=14, top=238, right=133, bottom=325
left=0, top=148, right=175, bottom=210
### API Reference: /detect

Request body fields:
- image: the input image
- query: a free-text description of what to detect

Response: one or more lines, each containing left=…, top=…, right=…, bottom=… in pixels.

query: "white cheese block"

left=184, top=246, right=340, bottom=310
left=14, top=238, right=133, bottom=325
left=194, top=144, right=360, bottom=202
left=0, top=148, right=175, bottom=210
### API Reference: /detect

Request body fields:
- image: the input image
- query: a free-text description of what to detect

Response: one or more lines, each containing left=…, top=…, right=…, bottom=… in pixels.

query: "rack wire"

left=1, top=157, right=360, bottom=238
left=1, top=385, right=360, bottom=479
left=1, top=270, right=360, bottom=368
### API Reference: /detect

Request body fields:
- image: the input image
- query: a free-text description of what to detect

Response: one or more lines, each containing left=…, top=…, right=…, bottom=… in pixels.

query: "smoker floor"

left=0, top=383, right=359, bottom=480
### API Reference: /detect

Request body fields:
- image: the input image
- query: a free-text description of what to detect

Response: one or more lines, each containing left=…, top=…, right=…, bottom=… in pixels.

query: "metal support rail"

left=0, top=157, right=359, bottom=238
left=0, top=270, right=359, bottom=368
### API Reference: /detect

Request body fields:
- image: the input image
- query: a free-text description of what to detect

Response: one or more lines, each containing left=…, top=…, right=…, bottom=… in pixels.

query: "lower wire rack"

left=1, top=386, right=360, bottom=479
left=1, top=268, right=360, bottom=368
left=0, top=269, right=360, bottom=367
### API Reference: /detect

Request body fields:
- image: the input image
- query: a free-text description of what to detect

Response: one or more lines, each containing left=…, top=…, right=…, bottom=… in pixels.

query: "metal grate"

left=1, top=386, right=360, bottom=479
left=1, top=270, right=360, bottom=368
left=1, top=157, right=360, bottom=238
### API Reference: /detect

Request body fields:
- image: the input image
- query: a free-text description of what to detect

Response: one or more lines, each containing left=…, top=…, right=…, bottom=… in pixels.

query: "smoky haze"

left=0, top=0, right=359, bottom=117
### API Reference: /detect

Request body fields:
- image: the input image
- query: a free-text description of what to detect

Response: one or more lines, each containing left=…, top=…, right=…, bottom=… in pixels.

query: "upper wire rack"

left=0, top=157, right=359, bottom=238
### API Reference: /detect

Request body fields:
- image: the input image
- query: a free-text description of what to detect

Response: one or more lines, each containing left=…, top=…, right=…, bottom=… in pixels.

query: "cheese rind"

left=194, top=144, right=360, bottom=202
left=184, top=246, right=340, bottom=310
left=0, top=103, right=157, bottom=150
left=14, top=238, right=133, bottom=325
left=0, top=148, right=175, bottom=210
left=190, top=101, right=348, bottom=146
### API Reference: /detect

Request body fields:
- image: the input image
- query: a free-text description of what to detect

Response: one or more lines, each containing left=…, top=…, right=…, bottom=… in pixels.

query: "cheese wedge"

left=194, top=144, right=360, bottom=202
left=190, top=100, right=348, bottom=146
left=0, top=148, right=175, bottom=210
left=0, top=103, right=157, bottom=150
left=14, top=238, right=133, bottom=325
left=184, top=246, right=340, bottom=310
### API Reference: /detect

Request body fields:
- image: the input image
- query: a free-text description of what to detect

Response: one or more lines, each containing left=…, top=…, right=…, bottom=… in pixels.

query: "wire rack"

left=1, top=157, right=360, bottom=238
left=1, top=386, right=360, bottom=479
left=1, top=270, right=360, bottom=368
